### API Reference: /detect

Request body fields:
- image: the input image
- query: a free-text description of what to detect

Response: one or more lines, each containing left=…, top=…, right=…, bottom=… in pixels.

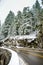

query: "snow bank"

left=0, top=47, right=19, bottom=65
left=10, top=31, right=38, bottom=40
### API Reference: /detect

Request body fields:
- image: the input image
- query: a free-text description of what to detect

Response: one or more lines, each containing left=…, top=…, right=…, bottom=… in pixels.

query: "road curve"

left=17, top=50, right=43, bottom=65
left=0, top=47, right=19, bottom=65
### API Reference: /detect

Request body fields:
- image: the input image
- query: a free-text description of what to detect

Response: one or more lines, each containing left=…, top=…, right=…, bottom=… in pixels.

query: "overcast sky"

left=0, top=0, right=42, bottom=25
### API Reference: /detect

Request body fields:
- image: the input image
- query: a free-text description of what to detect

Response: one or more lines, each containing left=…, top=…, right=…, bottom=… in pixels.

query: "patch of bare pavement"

left=10, top=47, right=43, bottom=53
left=10, top=47, right=43, bottom=65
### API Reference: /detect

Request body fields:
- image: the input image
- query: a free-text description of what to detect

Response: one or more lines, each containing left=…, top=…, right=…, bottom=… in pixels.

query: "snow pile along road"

left=0, top=47, right=19, bottom=65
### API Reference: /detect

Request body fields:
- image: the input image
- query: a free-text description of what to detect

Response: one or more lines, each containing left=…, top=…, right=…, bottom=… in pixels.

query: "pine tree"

left=2, top=11, right=15, bottom=37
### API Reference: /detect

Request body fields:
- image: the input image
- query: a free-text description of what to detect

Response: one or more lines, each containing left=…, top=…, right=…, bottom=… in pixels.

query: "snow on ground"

left=10, top=31, right=38, bottom=40
left=0, top=47, right=19, bottom=65
left=2, top=31, right=39, bottom=42
left=16, top=46, right=23, bottom=48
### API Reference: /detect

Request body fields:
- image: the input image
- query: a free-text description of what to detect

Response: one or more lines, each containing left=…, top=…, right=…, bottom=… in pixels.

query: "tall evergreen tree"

left=34, top=0, right=41, bottom=10
left=2, top=11, right=15, bottom=37
left=33, top=0, right=43, bottom=48
left=37, top=9, right=43, bottom=48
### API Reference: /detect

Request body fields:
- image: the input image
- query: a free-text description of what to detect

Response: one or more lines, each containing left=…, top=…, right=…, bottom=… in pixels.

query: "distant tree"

left=34, top=0, right=41, bottom=10
left=23, top=7, right=29, bottom=16
left=2, top=11, right=15, bottom=37
left=17, top=11, right=22, bottom=19
left=5, top=11, right=14, bottom=25
left=23, top=7, right=32, bottom=18
left=32, top=0, right=41, bottom=30
left=15, top=11, right=23, bottom=35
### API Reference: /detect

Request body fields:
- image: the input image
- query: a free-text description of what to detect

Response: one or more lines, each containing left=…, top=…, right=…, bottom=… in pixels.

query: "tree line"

left=1, top=0, right=43, bottom=48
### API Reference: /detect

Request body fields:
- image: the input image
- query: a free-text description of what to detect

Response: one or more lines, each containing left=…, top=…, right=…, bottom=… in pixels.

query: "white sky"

left=0, top=0, right=42, bottom=25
